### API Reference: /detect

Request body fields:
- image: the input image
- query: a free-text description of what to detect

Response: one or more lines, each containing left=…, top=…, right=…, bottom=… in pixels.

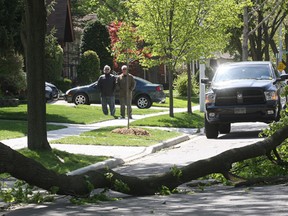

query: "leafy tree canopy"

left=125, top=0, right=242, bottom=67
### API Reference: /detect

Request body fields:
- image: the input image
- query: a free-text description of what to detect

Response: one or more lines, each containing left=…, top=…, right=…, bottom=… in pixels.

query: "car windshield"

left=213, top=64, right=272, bottom=82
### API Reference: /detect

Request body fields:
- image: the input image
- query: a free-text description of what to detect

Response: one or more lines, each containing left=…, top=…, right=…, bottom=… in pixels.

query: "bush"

left=80, top=20, right=113, bottom=70
left=77, top=50, right=100, bottom=85
left=0, top=51, right=26, bottom=97
left=174, top=72, right=199, bottom=97
left=54, top=78, right=72, bottom=92
left=45, top=30, right=64, bottom=83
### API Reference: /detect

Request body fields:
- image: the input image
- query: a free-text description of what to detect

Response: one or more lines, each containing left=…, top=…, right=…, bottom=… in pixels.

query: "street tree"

left=125, top=0, right=241, bottom=117
left=21, top=0, right=51, bottom=150
left=240, top=0, right=287, bottom=61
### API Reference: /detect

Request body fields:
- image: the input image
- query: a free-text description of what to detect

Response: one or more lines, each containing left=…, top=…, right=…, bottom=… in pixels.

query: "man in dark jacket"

left=117, top=65, right=136, bottom=119
left=97, top=65, right=116, bottom=116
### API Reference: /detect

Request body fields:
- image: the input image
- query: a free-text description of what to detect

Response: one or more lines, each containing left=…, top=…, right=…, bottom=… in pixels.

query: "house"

left=47, top=0, right=74, bottom=45
left=47, top=0, right=76, bottom=79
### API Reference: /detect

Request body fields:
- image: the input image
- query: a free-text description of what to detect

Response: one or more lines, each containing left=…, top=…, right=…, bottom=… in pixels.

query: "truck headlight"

left=264, top=91, right=278, bottom=101
left=205, top=93, right=216, bottom=103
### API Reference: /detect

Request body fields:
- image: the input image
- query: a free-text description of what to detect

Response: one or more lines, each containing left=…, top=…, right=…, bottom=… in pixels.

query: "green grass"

left=0, top=104, right=165, bottom=124
left=50, top=126, right=182, bottom=147
left=152, top=90, right=199, bottom=108
left=153, top=96, right=199, bottom=108
left=0, top=120, right=66, bottom=140
left=131, top=111, right=204, bottom=128
left=18, top=148, right=109, bottom=174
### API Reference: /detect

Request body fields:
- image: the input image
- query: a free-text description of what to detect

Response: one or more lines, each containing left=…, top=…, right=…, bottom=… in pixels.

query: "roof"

left=47, top=0, right=74, bottom=44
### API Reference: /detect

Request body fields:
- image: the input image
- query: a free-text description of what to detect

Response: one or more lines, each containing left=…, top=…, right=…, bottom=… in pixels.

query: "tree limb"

left=1, top=125, right=288, bottom=196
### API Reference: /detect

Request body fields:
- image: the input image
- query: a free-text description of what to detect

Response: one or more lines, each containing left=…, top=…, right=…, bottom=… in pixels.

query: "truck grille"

left=215, top=89, right=265, bottom=106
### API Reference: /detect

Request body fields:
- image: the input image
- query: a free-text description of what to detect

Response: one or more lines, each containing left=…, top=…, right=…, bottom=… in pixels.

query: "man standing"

left=117, top=65, right=136, bottom=119
left=97, top=65, right=116, bottom=116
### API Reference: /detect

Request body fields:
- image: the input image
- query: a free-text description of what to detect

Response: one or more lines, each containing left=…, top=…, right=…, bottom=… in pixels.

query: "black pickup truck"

left=202, top=61, right=288, bottom=139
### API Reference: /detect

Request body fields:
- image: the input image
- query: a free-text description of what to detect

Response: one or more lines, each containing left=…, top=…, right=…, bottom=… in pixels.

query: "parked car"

left=45, top=82, right=59, bottom=101
left=201, top=61, right=288, bottom=139
left=65, top=76, right=166, bottom=109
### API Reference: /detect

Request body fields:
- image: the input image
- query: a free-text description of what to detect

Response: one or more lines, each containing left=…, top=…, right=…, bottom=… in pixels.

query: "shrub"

left=77, top=50, right=100, bottom=85
left=45, top=30, right=64, bottom=83
left=174, top=72, right=199, bottom=97
left=0, top=50, right=26, bottom=97
left=54, top=78, right=72, bottom=92
left=80, top=20, right=113, bottom=69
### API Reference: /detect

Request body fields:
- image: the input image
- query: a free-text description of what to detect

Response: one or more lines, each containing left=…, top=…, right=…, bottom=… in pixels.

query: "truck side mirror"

left=280, top=74, right=288, bottom=81
left=201, top=77, right=210, bottom=84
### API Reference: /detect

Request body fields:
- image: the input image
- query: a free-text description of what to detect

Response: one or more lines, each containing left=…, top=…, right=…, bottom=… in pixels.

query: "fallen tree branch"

left=1, top=125, right=288, bottom=196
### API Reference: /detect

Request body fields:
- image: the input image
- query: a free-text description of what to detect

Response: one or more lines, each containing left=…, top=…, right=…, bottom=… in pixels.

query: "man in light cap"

left=116, top=65, right=136, bottom=119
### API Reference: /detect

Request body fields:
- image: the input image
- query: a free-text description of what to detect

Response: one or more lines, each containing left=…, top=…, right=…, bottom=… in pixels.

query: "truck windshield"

left=213, top=64, right=272, bottom=82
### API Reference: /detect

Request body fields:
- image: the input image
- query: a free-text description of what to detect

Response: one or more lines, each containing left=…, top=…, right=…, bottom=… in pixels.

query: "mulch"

left=111, top=127, right=150, bottom=136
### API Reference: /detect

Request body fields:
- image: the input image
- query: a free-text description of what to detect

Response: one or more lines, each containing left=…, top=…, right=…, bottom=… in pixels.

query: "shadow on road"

left=218, top=130, right=264, bottom=139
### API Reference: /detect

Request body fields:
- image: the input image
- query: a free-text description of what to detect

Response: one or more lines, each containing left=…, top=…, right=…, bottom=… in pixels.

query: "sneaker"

left=119, top=116, right=125, bottom=119
left=129, top=116, right=133, bottom=119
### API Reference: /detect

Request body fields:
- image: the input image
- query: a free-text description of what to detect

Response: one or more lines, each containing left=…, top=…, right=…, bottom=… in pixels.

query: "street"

left=115, top=122, right=267, bottom=176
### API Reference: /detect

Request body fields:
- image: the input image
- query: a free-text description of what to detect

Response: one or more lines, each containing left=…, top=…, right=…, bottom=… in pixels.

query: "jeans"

left=101, top=96, right=115, bottom=116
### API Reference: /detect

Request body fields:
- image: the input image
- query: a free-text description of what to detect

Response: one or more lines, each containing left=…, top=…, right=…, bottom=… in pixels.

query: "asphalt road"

left=115, top=122, right=267, bottom=177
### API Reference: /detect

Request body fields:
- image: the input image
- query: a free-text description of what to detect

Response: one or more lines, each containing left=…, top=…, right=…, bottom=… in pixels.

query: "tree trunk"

left=1, top=125, right=288, bottom=196
left=187, top=63, right=192, bottom=113
left=168, top=64, right=174, bottom=117
left=285, top=24, right=288, bottom=72
left=23, top=0, right=51, bottom=150
left=242, top=6, right=249, bottom=61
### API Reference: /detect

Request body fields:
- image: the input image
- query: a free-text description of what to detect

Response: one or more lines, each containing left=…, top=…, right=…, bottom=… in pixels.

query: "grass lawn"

left=18, top=148, right=109, bottom=174
left=152, top=90, right=199, bottom=108
left=153, top=96, right=199, bottom=108
left=0, top=104, right=165, bottom=124
left=131, top=111, right=204, bottom=128
left=50, top=126, right=182, bottom=147
left=0, top=120, right=66, bottom=140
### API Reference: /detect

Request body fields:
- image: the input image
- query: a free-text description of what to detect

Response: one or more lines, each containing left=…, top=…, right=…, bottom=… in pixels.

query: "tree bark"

left=187, top=62, right=192, bottom=113
left=1, top=125, right=288, bottom=197
left=242, top=6, right=249, bottom=61
left=23, top=0, right=51, bottom=150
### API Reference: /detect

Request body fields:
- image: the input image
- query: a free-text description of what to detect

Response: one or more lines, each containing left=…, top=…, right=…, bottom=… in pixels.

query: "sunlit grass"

left=0, top=104, right=165, bottom=124
left=50, top=126, right=182, bottom=147
left=0, top=120, right=66, bottom=140
left=18, top=148, right=109, bottom=174
left=131, top=111, right=204, bottom=128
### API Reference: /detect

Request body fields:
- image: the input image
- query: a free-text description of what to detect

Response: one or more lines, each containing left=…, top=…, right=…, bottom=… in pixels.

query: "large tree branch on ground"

left=1, top=125, right=288, bottom=196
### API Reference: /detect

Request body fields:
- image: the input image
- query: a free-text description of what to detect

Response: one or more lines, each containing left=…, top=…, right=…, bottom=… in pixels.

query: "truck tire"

left=205, top=116, right=219, bottom=139
left=219, top=123, right=231, bottom=134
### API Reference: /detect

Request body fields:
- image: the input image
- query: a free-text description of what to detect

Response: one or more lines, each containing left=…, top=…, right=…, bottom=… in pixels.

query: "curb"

left=68, top=134, right=190, bottom=176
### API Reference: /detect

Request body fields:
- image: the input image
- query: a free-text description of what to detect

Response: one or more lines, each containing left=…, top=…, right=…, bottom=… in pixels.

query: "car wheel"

left=136, top=95, right=152, bottom=109
left=73, top=93, right=89, bottom=105
left=205, top=116, right=219, bottom=139
left=219, top=123, right=231, bottom=134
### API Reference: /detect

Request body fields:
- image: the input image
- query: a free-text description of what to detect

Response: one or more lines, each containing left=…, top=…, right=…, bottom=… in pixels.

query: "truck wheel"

left=219, top=123, right=231, bottom=134
left=205, top=117, right=219, bottom=139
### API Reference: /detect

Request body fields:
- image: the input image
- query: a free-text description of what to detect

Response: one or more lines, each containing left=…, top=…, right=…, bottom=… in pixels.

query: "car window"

left=213, top=64, right=272, bottom=82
